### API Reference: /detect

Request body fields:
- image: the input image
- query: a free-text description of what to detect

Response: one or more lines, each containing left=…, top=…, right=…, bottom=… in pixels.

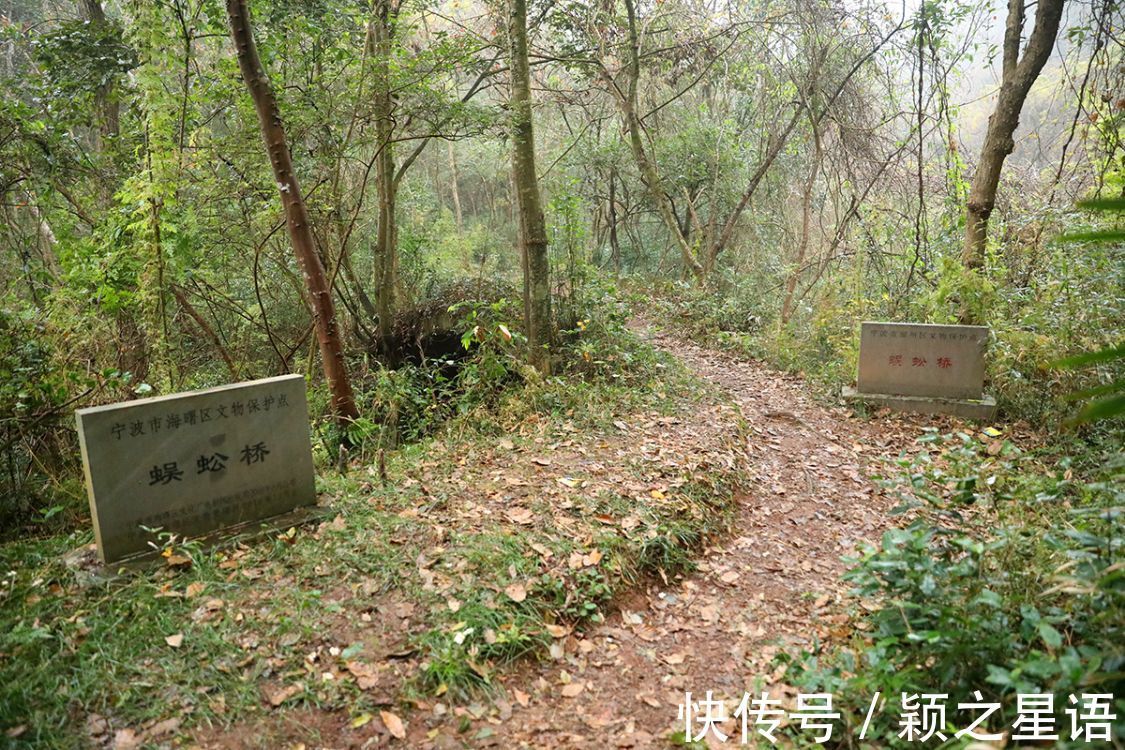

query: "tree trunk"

left=370, top=0, right=398, bottom=354
left=448, top=140, right=464, bottom=234
left=226, top=0, right=359, bottom=424
left=80, top=0, right=120, bottom=145
left=507, top=0, right=552, bottom=373
left=611, top=0, right=704, bottom=282
left=781, top=113, right=822, bottom=325
left=962, top=0, right=1065, bottom=272
left=170, top=284, right=239, bottom=380
left=608, top=168, right=621, bottom=274
left=707, top=106, right=801, bottom=269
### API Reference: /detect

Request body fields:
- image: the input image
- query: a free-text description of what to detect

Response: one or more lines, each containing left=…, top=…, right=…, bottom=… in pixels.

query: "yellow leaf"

left=350, top=713, right=372, bottom=729
left=649, top=489, right=666, bottom=499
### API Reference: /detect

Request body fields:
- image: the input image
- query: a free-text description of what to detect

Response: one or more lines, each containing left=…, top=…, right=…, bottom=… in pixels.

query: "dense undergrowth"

left=777, top=428, right=1123, bottom=746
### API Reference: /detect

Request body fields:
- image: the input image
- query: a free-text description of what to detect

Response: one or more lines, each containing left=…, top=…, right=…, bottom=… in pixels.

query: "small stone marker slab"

left=845, top=322, right=996, bottom=419
left=76, top=374, right=316, bottom=564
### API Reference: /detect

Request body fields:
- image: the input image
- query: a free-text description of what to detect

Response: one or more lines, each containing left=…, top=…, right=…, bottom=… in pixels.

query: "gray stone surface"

left=842, top=386, right=998, bottom=420
left=76, top=374, right=316, bottom=563
left=857, top=321, right=989, bottom=399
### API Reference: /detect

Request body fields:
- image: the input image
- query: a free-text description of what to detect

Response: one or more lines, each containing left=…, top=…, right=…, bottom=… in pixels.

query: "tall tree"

left=507, top=0, right=552, bottom=373
left=226, top=0, right=360, bottom=424
left=962, top=0, right=1066, bottom=272
left=370, top=0, right=399, bottom=353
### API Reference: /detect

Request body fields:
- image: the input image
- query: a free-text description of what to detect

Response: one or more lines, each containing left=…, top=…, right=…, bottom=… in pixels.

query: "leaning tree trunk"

left=612, top=0, right=704, bottom=282
left=962, top=0, right=1065, bottom=274
left=226, top=0, right=359, bottom=424
left=507, top=0, right=552, bottom=373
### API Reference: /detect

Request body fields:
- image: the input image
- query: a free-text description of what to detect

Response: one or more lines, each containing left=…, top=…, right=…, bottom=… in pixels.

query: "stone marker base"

left=842, top=386, right=997, bottom=420
left=64, top=505, right=333, bottom=575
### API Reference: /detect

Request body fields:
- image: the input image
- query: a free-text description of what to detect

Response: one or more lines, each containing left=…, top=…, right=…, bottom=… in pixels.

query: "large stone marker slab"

left=844, top=322, right=997, bottom=419
left=76, top=374, right=316, bottom=563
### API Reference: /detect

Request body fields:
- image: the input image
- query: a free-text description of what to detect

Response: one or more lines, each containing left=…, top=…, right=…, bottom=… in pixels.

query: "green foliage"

left=0, top=307, right=106, bottom=530
left=1053, top=197, right=1125, bottom=423
left=781, top=431, right=1124, bottom=746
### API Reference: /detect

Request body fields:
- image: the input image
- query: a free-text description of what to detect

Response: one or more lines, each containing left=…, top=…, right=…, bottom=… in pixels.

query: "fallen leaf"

left=380, top=710, right=406, bottom=739
left=112, top=728, right=140, bottom=749
left=351, top=713, right=373, bottom=729
left=164, top=554, right=192, bottom=569
left=184, top=582, right=206, bottom=598
left=546, top=624, right=569, bottom=638
left=561, top=683, right=584, bottom=697
left=145, top=718, right=180, bottom=739
left=264, top=683, right=302, bottom=707
left=505, top=583, right=527, bottom=603
left=513, top=689, right=530, bottom=707
left=345, top=661, right=380, bottom=690
left=506, top=508, right=534, bottom=525
left=164, top=633, right=184, bottom=648
left=662, top=653, right=686, bottom=665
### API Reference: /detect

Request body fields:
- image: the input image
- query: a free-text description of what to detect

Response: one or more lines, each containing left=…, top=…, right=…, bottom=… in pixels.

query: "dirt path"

left=418, top=324, right=928, bottom=749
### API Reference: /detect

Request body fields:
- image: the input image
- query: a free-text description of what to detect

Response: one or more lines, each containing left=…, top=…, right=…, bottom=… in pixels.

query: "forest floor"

left=187, top=322, right=939, bottom=750
left=1, top=321, right=964, bottom=750
left=409, top=323, right=929, bottom=749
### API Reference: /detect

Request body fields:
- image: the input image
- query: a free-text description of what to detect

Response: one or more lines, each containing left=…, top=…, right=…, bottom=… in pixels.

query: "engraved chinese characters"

left=857, top=322, right=989, bottom=399
left=76, top=374, right=316, bottom=563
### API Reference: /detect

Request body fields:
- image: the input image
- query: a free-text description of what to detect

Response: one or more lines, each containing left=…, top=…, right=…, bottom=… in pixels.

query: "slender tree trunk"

left=370, top=0, right=398, bottom=353
left=707, top=106, right=801, bottom=268
left=608, top=168, right=621, bottom=274
left=226, top=0, right=359, bottom=424
left=170, top=285, right=239, bottom=379
left=507, top=0, right=552, bottom=373
left=448, top=140, right=464, bottom=233
left=962, top=0, right=1065, bottom=273
left=781, top=114, right=822, bottom=325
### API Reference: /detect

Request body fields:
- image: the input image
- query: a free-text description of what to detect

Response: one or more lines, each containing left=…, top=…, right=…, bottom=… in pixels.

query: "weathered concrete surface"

left=843, top=386, right=998, bottom=420
left=76, top=374, right=316, bottom=563
left=857, top=321, right=989, bottom=399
